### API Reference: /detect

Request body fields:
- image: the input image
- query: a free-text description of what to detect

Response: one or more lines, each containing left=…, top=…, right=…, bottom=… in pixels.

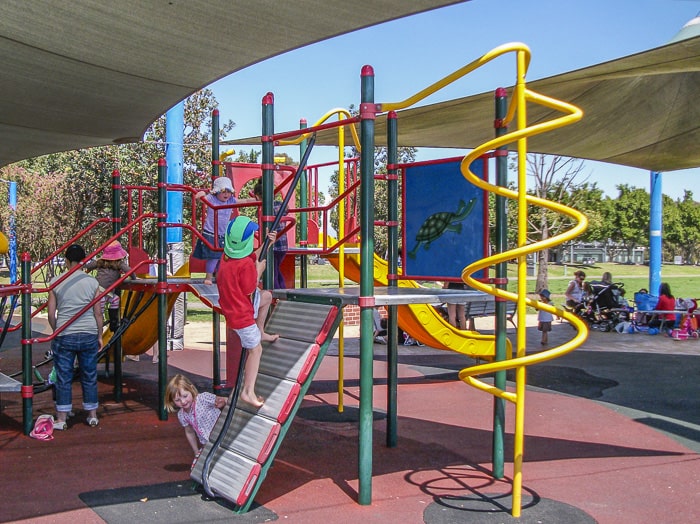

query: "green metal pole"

left=358, top=65, right=376, bottom=505
left=212, top=109, right=220, bottom=179
left=111, top=169, right=123, bottom=402
left=299, top=119, right=309, bottom=288
left=386, top=111, right=399, bottom=448
left=492, top=87, right=509, bottom=478
left=261, top=93, right=275, bottom=291
left=211, top=110, right=221, bottom=388
left=20, top=252, right=33, bottom=435
left=157, top=158, right=168, bottom=420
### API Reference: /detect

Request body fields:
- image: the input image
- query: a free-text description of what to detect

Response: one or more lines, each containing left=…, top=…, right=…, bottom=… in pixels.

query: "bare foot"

left=262, top=332, right=280, bottom=343
left=240, top=392, right=264, bottom=408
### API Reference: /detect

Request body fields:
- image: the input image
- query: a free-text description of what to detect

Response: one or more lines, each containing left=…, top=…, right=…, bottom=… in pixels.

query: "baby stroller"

left=579, top=281, right=630, bottom=332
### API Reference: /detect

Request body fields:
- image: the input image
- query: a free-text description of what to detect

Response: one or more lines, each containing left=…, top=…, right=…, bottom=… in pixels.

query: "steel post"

left=358, top=65, right=376, bottom=505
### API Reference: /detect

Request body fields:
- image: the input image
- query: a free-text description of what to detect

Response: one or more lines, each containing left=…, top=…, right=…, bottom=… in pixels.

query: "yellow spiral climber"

left=456, top=43, right=587, bottom=517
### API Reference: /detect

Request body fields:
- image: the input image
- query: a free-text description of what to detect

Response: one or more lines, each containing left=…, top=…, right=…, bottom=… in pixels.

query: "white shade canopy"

left=228, top=35, right=700, bottom=172
left=0, top=0, right=465, bottom=168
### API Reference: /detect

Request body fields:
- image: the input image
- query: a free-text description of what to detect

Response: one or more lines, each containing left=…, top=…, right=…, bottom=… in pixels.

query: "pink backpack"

left=30, top=414, right=54, bottom=441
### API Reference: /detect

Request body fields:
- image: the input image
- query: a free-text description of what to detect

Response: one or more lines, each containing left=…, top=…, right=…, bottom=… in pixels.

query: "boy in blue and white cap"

left=217, top=215, right=279, bottom=408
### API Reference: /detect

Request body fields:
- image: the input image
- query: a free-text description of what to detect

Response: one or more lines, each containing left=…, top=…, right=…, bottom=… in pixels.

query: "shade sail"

left=227, top=35, right=700, bottom=172
left=0, top=0, right=465, bottom=168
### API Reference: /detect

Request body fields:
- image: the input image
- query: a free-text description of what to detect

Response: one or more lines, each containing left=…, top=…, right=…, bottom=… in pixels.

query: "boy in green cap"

left=217, top=215, right=279, bottom=408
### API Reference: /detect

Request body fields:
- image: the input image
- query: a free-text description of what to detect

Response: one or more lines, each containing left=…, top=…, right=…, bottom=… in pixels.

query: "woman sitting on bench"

left=648, top=282, right=677, bottom=329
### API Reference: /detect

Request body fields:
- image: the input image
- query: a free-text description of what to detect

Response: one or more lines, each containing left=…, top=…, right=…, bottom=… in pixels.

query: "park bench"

left=633, top=309, right=692, bottom=329
left=464, top=300, right=517, bottom=331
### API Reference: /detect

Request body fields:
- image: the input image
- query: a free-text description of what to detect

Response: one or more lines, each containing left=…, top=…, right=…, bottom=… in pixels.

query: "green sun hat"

left=224, top=216, right=259, bottom=259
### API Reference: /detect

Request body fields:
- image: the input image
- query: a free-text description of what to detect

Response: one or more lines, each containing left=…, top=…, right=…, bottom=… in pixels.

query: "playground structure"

left=0, top=43, right=592, bottom=518
left=209, top=42, right=588, bottom=517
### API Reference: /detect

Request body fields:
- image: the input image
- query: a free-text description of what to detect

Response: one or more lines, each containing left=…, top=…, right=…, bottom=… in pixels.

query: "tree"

left=0, top=89, right=232, bottom=274
left=513, top=154, right=592, bottom=293
left=667, top=191, right=700, bottom=264
left=609, top=184, right=650, bottom=261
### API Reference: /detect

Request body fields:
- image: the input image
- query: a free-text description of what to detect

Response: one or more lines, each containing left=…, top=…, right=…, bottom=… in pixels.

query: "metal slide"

left=190, top=299, right=342, bottom=512
left=324, top=242, right=503, bottom=359
left=102, top=291, right=180, bottom=356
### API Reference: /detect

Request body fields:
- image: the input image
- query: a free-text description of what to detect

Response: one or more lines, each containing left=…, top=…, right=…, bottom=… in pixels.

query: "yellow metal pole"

left=511, top=47, right=530, bottom=518
left=337, top=123, right=346, bottom=412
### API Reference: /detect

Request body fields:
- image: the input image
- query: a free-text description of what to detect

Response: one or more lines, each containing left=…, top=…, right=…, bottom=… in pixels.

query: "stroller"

left=579, top=281, right=630, bottom=332
left=669, top=299, right=699, bottom=340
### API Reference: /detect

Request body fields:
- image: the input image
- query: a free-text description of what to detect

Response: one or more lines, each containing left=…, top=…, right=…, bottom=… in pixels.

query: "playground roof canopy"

left=0, top=0, right=465, bottom=168
left=228, top=34, right=700, bottom=173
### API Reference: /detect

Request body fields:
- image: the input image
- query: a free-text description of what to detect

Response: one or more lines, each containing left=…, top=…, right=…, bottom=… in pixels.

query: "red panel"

left=128, top=247, right=150, bottom=275
left=257, top=423, right=281, bottom=463
left=295, top=344, right=320, bottom=384
left=235, top=462, right=262, bottom=506
left=280, top=255, right=295, bottom=289
left=315, top=307, right=339, bottom=345
left=306, top=219, right=319, bottom=246
left=188, top=255, right=206, bottom=274
left=276, top=382, right=301, bottom=424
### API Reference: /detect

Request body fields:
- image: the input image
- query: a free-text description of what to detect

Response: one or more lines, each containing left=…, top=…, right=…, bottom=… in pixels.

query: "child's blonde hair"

left=164, top=374, right=198, bottom=413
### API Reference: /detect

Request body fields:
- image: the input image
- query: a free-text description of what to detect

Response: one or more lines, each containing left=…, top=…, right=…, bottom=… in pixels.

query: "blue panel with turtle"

left=403, top=159, right=486, bottom=280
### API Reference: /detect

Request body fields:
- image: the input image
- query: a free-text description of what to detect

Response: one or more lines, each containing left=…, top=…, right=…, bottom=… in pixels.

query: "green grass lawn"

left=6, top=259, right=697, bottom=323
left=173, top=261, right=700, bottom=321
left=515, top=262, right=699, bottom=303
left=292, top=260, right=699, bottom=298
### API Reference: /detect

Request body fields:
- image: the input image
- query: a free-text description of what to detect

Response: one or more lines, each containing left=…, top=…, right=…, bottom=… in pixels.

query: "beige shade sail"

left=227, top=35, right=700, bottom=172
left=0, top=0, right=465, bottom=168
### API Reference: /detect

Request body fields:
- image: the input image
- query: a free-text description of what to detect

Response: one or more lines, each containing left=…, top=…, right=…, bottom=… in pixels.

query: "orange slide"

left=102, top=266, right=188, bottom=356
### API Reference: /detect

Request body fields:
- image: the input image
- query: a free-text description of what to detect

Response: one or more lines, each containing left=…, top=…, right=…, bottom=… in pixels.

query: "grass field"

left=518, top=262, right=700, bottom=302
left=294, top=260, right=700, bottom=301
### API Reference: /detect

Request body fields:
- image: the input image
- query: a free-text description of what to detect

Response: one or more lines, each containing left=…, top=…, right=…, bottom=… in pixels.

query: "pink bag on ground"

left=30, top=414, right=55, bottom=441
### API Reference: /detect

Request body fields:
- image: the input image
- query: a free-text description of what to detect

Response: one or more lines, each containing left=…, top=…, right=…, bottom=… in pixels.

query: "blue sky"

left=211, top=0, right=700, bottom=201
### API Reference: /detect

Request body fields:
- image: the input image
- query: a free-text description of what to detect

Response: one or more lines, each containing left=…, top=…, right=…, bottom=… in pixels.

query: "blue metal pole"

left=165, top=101, right=184, bottom=243
left=9, top=181, right=17, bottom=283
left=649, top=171, right=662, bottom=295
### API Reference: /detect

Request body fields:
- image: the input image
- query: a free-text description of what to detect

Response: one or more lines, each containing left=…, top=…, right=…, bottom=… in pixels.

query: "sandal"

left=53, top=420, right=67, bottom=431
left=87, top=417, right=99, bottom=427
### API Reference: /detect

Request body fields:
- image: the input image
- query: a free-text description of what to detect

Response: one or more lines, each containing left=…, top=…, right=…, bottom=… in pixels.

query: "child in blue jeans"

left=47, top=244, right=103, bottom=430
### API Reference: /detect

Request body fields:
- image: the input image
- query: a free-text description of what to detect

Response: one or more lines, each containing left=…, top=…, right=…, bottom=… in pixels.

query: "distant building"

left=556, top=242, right=645, bottom=265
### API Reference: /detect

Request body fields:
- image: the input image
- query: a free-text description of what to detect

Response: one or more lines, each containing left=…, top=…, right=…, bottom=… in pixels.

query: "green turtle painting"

left=407, top=198, right=476, bottom=259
